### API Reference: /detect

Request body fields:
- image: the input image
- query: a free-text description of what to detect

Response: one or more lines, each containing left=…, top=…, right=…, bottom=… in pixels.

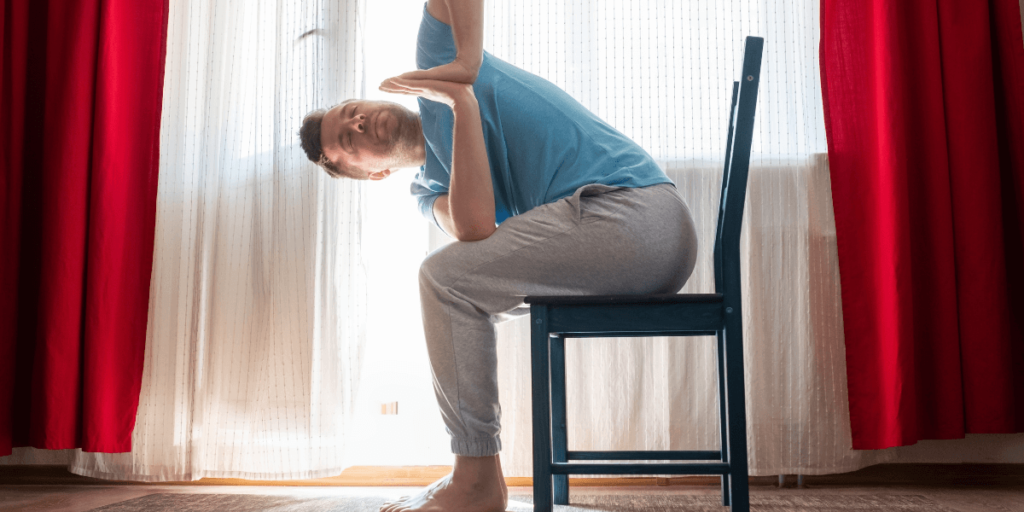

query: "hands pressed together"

left=379, top=59, right=479, bottom=107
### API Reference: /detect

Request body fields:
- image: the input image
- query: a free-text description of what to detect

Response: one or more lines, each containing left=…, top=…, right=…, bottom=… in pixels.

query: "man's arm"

left=389, top=0, right=492, bottom=241
left=444, top=0, right=483, bottom=80
left=434, top=0, right=491, bottom=240
left=411, top=0, right=484, bottom=84
left=380, top=77, right=495, bottom=242
left=439, top=87, right=495, bottom=241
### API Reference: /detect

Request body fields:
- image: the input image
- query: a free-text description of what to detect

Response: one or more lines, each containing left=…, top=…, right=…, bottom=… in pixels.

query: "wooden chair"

left=525, top=36, right=764, bottom=512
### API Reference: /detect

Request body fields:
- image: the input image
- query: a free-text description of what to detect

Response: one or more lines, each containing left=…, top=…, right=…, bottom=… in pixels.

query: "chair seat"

left=524, top=292, right=724, bottom=306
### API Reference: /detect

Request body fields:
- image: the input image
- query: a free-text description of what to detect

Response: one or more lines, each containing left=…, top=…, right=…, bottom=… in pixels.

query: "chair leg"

left=723, top=320, right=750, bottom=512
left=530, top=306, right=553, bottom=512
left=717, top=330, right=730, bottom=507
left=550, top=335, right=569, bottom=505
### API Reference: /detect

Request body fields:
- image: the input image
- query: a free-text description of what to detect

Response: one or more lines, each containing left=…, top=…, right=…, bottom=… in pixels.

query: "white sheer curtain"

left=5, top=0, right=1024, bottom=480
left=0, top=0, right=375, bottom=480
left=74, top=0, right=372, bottom=481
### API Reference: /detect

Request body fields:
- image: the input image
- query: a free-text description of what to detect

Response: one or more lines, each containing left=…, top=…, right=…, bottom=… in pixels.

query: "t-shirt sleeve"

left=410, top=145, right=448, bottom=232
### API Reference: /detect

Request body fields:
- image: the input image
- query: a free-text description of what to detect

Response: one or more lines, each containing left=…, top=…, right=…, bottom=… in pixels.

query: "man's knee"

left=419, top=243, right=461, bottom=292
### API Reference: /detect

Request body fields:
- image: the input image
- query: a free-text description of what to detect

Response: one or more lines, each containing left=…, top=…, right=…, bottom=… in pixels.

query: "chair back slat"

left=713, top=81, right=740, bottom=290
left=712, top=37, right=763, bottom=297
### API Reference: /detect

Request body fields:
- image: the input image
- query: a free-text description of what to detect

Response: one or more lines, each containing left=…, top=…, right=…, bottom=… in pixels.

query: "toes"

left=379, top=496, right=410, bottom=512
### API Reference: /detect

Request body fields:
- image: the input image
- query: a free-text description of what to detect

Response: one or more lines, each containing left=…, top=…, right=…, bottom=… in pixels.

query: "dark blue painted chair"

left=525, top=36, right=763, bottom=512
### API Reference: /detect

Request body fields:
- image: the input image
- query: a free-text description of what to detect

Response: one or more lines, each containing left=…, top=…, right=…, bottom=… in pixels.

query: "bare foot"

left=380, top=454, right=508, bottom=512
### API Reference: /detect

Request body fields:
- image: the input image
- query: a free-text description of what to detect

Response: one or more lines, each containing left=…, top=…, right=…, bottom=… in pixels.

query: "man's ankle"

left=453, top=455, right=500, bottom=481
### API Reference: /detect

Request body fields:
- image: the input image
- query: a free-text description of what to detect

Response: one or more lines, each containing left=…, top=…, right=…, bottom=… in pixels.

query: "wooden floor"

left=1, top=464, right=1022, bottom=511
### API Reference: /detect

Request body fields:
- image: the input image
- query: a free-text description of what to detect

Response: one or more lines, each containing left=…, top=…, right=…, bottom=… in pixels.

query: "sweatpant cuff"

left=451, top=436, right=502, bottom=457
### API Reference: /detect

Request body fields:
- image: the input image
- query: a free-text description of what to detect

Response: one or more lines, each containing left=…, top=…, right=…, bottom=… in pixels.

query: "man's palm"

left=379, top=76, right=472, bottom=107
left=398, top=60, right=479, bottom=84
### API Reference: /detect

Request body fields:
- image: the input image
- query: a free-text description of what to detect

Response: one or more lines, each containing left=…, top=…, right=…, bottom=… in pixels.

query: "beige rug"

left=88, top=493, right=958, bottom=511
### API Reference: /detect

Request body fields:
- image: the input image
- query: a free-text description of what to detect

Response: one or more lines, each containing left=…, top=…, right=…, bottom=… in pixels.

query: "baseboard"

left=1, top=463, right=1022, bottom=487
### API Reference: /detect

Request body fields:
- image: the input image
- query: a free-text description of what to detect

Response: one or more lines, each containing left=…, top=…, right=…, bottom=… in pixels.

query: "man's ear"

left=367, top=169, right=392, bottom=181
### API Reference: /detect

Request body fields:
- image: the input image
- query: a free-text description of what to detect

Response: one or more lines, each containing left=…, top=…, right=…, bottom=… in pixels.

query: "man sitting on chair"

left=299, top=1, right=698, bottom=510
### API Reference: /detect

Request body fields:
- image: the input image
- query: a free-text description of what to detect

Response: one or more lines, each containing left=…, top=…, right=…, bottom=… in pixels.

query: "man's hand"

left=379, top=75, right=473, bottom=107
left=395, top=59, right=480, bottom=85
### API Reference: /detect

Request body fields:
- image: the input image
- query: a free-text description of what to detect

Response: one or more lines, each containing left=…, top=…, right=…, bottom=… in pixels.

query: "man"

left=299, top=1, right=698, bottom=510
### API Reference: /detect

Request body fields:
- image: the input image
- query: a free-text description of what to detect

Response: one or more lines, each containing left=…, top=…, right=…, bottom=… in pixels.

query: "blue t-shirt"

left=410, top=4, right=672, bottom=231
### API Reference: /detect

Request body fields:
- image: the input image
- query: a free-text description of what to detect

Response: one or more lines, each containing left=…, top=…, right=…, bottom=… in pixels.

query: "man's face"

left=320, top=99, right=422, bottom=180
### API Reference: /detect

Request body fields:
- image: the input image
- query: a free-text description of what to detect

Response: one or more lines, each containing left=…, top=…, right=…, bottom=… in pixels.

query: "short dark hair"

left=299, top=107, right=364, bottom=180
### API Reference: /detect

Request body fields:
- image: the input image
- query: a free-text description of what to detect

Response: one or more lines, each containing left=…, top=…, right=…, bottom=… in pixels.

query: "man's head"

left=299, top=99, right=424, bottom=180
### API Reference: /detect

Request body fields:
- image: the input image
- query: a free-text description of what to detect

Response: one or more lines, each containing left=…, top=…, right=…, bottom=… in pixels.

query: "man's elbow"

left=453, top=224, right=496, bottom=242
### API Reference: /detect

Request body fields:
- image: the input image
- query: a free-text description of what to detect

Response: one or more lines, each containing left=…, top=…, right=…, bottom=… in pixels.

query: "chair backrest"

left=713, top=37, right=764, bottom=300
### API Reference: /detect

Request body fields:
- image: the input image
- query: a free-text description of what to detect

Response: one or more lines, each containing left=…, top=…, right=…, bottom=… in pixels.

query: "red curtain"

left=1, top=0, right=168, bottom=455
left=820, top=0, right=1024, bottom=449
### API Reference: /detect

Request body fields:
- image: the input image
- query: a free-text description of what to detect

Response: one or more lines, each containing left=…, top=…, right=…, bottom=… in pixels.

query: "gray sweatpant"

left=418, top=182, right=699, bottom=457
